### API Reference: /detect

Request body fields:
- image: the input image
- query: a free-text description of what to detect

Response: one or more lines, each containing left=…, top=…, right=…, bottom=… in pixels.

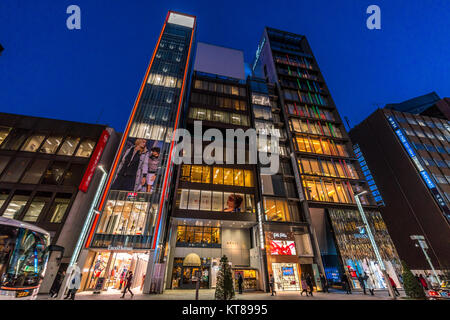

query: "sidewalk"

left=38, top=288, right=404, bottom=301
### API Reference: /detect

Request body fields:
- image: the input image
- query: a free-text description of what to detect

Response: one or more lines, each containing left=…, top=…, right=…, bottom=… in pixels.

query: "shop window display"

left=234, top=269, right=258, bottom=291
left=328, top=208, right=402, bottom=290
left=272, top=263, right=300, bottom=291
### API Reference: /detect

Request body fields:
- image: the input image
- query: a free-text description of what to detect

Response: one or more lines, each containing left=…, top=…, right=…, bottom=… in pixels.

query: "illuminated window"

left=76, top=139, right=96, bottom=157
left=191, top=166, right=203, bottom=183
left=40, top=136, right=63, bottom=154
left=213, top=167, right=223, bottom=185
left=21, top=134, right=45, bottom=152
left=244, top=170, right=254, bottom=187
left=233, top=169, right=244, bottom=186
left=57, top=137, right=80, bottom=156
left=0, top=127, right=11, bottom=146
left=263, top=198, right=290, bottom=221
left=223, top=168, right=233, bottom=185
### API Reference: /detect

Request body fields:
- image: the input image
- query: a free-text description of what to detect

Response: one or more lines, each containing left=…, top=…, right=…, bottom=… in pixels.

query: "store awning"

left=183, top=253, right=201, bottom=267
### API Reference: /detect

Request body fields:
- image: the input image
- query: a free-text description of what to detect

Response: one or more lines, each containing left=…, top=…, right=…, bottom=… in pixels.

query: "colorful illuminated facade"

left=78, top=11, right=196, bottom=293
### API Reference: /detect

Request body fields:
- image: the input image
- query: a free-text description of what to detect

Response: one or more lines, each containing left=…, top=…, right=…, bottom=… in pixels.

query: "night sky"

left=1, top=0, right=449, bottom=133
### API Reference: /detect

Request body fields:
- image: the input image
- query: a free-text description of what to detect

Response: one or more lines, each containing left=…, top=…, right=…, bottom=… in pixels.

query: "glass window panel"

left=0, top=127, right=11, bottom=146
left=0, top=157, right=30, bottom=183
left=325, top=182, right=338, bottom=202
left=188, top=190, right=200, bottom=210
left=22, top=195, right=48, bottom=222
left=40, top=136, right=63, bottom=154
left=0, top=190, right=9, bottom=210
left=212, top=167, right=223, bottom=185
left=203, top=227, right=212, bottom=243
left=75, top=139, right=96, bottom=157
left=310, top=159, right=320, bottom=175
left=181, top=165, right=190, bottom=181
left=49, top=195, right=71, bottom=223
left=2, top=194, right=29, bottom=219
left=335, top=182, right=349, bottom=203
left=223, top=192, right=233, bottom=212
left=202, top=166, right=211, bottom=183
left=231, top=86, right=239, bottom=95
left=191, top=166, right=203, bottom=183
left=20, top=159, right=50, bottom=184
left=0, top=156, right=10, bottom=176
left=57, top=137, right=80, bottom=156
left=42, top=161, right=67, bottom=185
left=212, top=228, right=220, bottom=244
left=179, top=189, right=189, bottom=209
left=194, top=227, right=203, bottom=243
left=200, top=191, right=212, bottom=211
left=300, top=158, right=311, bottom=174
left=244, top=170, right=254, bottom=187
left=185, top=226, right=195, bottom=243
left=21, top=134, right=45, bottom=152
left=234, top=169, right=244, bottom=186
left=263, top=198, right=276, bottom=221
left=62, top=164, right=86, bottom=186
left=176, top=226, right=186, bottom=242
left=212, top=192, right=223, bottom=211
left=223, top=168, right=233, bottom=185
left=0, top=129, right=28, bottom=151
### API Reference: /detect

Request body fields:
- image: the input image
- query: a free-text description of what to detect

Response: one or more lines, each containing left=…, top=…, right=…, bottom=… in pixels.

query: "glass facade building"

left=80, top=12, right=196, bottom=293
left=252, top=27, right=402, bottom=290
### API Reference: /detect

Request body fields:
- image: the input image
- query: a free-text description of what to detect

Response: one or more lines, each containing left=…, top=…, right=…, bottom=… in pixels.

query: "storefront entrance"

left=272, top=263, right=301, bottom=291
left=171, top=256, right=211, bottom=289
left=82, top=251, right=149, bottom=292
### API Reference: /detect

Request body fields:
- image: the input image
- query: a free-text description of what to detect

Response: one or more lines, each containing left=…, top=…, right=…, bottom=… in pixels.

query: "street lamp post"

left=354, top=191, right=397, bottom=300
left=58, top=165, right=108, bottom=299
left=410, top=235, right=441, bottom=287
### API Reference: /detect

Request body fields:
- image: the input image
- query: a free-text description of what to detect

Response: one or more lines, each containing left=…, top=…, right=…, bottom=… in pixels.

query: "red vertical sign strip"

left=79, top=129, right=110, bottom=192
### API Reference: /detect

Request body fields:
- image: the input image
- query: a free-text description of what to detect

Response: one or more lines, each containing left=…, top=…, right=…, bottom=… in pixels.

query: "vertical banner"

left=79, top=129, right=110, bottom=192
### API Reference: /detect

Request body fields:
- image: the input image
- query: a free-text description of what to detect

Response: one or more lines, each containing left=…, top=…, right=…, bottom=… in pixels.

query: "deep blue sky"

left=1, top=0, right=449, bottom=132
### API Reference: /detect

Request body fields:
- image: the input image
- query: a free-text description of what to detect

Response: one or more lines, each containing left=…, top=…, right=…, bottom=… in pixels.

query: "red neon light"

left=152, top=17, right=196, bottom=250
left=84, top=16, right=169, bottom=248
left=79, top=129, right=110, bottom=192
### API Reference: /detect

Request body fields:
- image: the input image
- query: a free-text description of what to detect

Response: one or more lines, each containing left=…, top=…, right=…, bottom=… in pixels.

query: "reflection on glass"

left=20, top=160, right=49, bottom=184
left=57, top=137, right=80, bottom=156
left=40, top=136, right=63, bottom=154
left=0, top=158, right=30, bottom=183
left=21, top=135, right=45, bottom=152
left=49, top=196, right=70, bottom=223
left=2, top=195, right=29, bottom=219
left=0, top=127, right=12, bottom=146
left=22, top=198, right=46, bottom=222
left=75, top=139, right=96, bottom=157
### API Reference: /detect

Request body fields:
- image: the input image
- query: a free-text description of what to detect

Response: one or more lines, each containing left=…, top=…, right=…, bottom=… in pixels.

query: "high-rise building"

left=77, top=11, right=197, bottom=294
left=0, top=112, right=120, bottom=294
left=349, top=104, right=450, bottom=276
left=164, top=43, right=264, bottom=292
left=76, top=14, right=403, bottom=294
left=251, top=27, right=402, bottom=290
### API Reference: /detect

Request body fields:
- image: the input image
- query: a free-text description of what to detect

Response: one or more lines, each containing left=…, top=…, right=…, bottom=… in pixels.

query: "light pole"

left=58, top=165, right=108, bottom=299
left=354, top=191, right=397, bottom=299
left=410, top=235, right=441, bottom=287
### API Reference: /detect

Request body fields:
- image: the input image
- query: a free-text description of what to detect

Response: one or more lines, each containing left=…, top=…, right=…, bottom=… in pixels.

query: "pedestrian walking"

left=341, top=273, right=352, bottom=294
left=358, top=273, right=367, bottom=295
left=238, top=274, right=244, bottom=294
left=320, top=273, right=329, bottom=293
left=269, top=274, right=276, bottom=296
left=306, top=274, right=314, bottom=297
left=388, top=275, right=400, bottom=297
left=366, top=276, right=375, bottom=296
left=121, top=271, right=134, bottom=298
left=300, top=274, right=309, bottom=296
left=49, top=270, right=65, bottom=298
left=64, top=268, right=81, bottom=300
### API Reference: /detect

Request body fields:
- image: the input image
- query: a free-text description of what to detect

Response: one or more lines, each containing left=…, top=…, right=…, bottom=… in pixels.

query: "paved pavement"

left=38, top=288, right=405, bottom=301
